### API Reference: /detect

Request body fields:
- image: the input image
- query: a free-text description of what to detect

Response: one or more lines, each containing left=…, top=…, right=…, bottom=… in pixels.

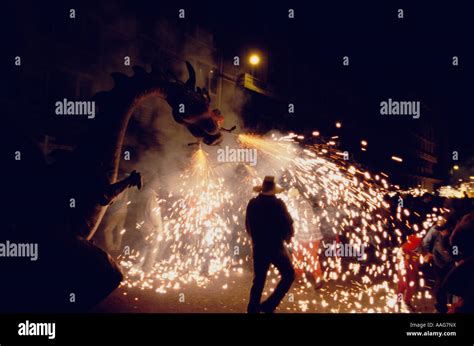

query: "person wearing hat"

left=245, top=176, right=295, bottom=313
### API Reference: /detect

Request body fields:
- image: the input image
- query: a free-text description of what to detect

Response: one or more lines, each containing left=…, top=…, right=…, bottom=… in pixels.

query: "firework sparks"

left=119, top=131, right=440, bottom=312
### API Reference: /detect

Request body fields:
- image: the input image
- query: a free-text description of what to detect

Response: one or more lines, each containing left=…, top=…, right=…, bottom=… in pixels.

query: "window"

left=196, top=62, right=219, bottom=95
left=210, top=68, right=219, bottom=94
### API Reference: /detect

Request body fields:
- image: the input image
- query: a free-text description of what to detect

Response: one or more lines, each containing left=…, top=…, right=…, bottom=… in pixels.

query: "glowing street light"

left=391, top=156, right=403, bottom=163
left=249, top=54, right=261, bottom=66
left=335, top=122, right=342, bottom=128
left=361, top=140, right=368, bottom=146
left=453, top=165, right=459, bottom=171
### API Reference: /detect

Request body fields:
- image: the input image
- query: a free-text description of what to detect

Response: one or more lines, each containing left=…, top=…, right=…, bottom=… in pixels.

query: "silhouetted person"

left=422, top=215, right=455, bottom=312
left=442, top=211, right=474, bottom=312
left=245, top=176, right=295, bottom=313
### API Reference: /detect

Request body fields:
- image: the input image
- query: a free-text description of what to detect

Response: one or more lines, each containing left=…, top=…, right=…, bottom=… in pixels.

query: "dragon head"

left=164, top=62, right=224, bottom=146
left=94, top=61, right=227, bottom=146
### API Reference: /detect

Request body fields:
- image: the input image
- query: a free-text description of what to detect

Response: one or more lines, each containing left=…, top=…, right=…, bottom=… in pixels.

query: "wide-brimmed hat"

left=253, top=176, right=284, bottom=195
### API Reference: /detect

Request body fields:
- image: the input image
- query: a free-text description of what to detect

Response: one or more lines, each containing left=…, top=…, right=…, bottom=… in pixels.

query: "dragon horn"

left=185, top=61, right=196, bottom=90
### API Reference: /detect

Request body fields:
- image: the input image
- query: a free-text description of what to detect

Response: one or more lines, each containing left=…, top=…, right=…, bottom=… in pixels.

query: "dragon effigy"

left=3, top=61, right=232, bottom=311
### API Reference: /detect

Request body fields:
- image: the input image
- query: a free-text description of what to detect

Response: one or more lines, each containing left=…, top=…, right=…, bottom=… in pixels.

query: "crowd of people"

left=395, top=193, right=474, bottom=313
left=244, top=180, right=474, bottom=313
left=96, top=171, right=473, bottom=314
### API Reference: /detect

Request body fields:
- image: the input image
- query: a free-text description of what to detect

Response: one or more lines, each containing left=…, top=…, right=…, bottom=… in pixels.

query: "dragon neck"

left=106, top=89, right=164, bottom=183
left=92, top=66, right=169, bottom=183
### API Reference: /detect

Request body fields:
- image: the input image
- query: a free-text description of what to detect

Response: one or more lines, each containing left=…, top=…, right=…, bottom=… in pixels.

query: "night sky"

left=4, top=0, right=473, bottom=167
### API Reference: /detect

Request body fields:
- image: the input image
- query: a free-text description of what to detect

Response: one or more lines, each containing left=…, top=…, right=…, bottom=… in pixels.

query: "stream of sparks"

left=118, top=132, right=443, bottom=312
